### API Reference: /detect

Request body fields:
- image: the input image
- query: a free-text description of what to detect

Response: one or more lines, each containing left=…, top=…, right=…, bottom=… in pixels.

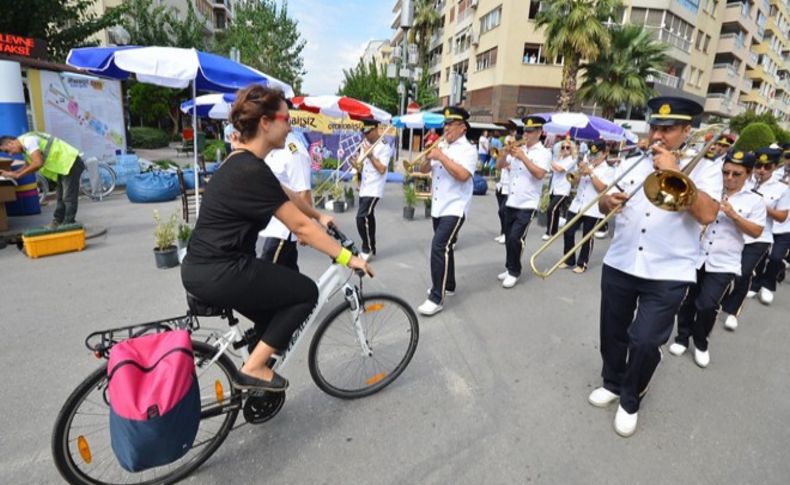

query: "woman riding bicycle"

left=181, top=85, right=372, bottom=393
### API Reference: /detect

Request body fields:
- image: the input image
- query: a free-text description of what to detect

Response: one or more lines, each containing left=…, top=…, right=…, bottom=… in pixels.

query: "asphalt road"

left=1, top=183, right=788, bottom=484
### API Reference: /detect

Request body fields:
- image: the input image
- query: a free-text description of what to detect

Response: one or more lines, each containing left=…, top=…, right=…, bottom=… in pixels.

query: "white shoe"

left=594, top=230, right=607, bottom=239
left=558, top=216, right=567, bottom=227
left=502, top=274, right=519, bottom=288
left=417, top=299, right=443, bottom=316
left=541, top=234, right=551, bottom=241
left=360, top=252, right=371, bottom=261
left=724, top=314, right=738, bottom=331
left=694, top=348, right=710, bottom=368
left=588, top=387, right=619, bottom=408
left=497, top=271, right=509, bottom=281
left=759, top=287, right=774, bottom=305
left=614, top=405, right=638, bottom=437
left=746, top=290, right=757, bottom=299
left=668, top=342, right=687, bottom=356
left=494, top=234, right=506, bottom=244
left=426, top=288, right=454, bottom=296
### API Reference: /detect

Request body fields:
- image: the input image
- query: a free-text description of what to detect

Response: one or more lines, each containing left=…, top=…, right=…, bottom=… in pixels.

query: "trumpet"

left=529, top=124, right=726, bottom=279
left=353, top=125, right=397, bottom=172
left=402, top=135, right=447, bottom=173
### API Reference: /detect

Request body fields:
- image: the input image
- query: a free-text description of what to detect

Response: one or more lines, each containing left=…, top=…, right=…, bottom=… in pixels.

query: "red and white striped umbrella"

left=291, top=95, right=391, bottom=122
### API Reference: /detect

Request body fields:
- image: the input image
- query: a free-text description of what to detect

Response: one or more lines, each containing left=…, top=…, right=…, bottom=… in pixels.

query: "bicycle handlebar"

left=326, top=223, right=371, bottom=278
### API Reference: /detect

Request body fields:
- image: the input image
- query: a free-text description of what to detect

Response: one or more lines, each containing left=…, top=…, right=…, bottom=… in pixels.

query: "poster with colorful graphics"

left=40, top=71, right=125, bottom=160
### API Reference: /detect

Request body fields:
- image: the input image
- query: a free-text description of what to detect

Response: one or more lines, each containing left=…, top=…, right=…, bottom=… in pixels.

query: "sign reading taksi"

left=0, top=34, right=47, bottom=59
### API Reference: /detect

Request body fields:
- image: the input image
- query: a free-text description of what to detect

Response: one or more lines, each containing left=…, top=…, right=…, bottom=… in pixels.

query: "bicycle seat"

left=186, top=292, right=231, bottom=318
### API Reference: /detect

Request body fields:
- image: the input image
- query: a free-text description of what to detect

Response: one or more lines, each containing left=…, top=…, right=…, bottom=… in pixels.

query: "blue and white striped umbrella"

left=392, top=111, right=445, bottom=129
left=180, top=93, right=236, bottom=119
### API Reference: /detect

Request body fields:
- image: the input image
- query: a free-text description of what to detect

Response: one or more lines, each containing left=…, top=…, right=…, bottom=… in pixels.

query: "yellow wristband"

left=335, top=248, right=352, bottom=267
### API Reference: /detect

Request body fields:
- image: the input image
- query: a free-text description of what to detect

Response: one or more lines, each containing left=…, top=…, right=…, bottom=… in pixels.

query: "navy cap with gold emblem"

left=755, top=147, right=782, bottom=165
left=361, top=118, right=380, bottom=133
left=522, top=115, right=546, bottom=131
left=588, top=140, right=607, bottom=155
left=443, top=106, right=470, bottom=123
left=646, top=96, right=703, bottom=126
left=724, top=150, right=755, bottom=170
left=717, top=134, right=736, bottom=147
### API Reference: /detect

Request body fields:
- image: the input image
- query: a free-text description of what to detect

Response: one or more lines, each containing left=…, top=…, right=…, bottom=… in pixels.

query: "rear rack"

left=85, top=314, right=199, bottom=358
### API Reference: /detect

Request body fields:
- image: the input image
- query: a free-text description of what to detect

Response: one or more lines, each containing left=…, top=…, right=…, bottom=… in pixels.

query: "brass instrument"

left=491, top=138, right=529, bottom=159
left=353, top=125, right=397, bottom=172
left=529, top=124, right=726, bottom=279
left=402, top=135, right=447, bottom=173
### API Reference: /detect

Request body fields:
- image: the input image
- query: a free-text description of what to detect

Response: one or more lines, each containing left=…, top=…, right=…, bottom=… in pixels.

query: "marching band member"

left=750, top=147, right=790, bottom=304
left=498, top=116, right=552, bottom=289
left=770, top=142, right=790, bottom=184
left=259, top=130, right=313, bottom=270
left=721, top=148, right=789, bottom=328
left=416, top=107, right=478, bottom=316
left=560, top=140, right=614, bottom=273
left=493, top=129, right=518, bottom=244
left=668, top=151, right=765, bottom=367
left=588, top=96, right=722, bottom=437
left=709, top=134, right=735, bottom=165
left=543, top=136, right=577, bottom=241
left=356, top=119, right=391, bottom=260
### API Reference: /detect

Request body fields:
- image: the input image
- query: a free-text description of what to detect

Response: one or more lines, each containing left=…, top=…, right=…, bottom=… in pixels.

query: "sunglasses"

left=561, top=145, right=571, bottom=149
left=754, top=164, right=772, bottom=170
left=271, top=112, right=290, bottom=123
left=722, top=170, right=746, bottom=177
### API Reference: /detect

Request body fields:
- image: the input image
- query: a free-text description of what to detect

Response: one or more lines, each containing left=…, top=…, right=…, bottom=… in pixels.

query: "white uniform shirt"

left=698, top=188, right=766, bottom=274
left=568, top=162, right=615, bottom=218
left=549, top=155, right=577, bottom=196
left=770, top=187, right=790, bottom=235
left=260, top=133, right=312, bottom=241
left=431, top=136, right=478, bottom=218
left=496, top=157, right=511, bottom=194
left=771, top=165, right=789, bottom=184
left=359, top=142, right=391, bottom=198
left=746, top=178, right=789, bottom=243
left=603, top=154, right=723, bottom=282
left=505, top=142, right=552, bottom=210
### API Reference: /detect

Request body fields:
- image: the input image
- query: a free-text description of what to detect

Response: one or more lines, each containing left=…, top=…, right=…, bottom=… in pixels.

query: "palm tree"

left=408, top=0, right=442, bottom=69
left=576, top=24, right=668, bottom=120
left=534, top=0, right=622, bottom=111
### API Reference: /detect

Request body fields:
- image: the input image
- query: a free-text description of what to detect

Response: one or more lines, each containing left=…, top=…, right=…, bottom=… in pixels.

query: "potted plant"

left=313, top=182, right=328, bottom=207
left=176, top=222, right=193, bottom=263
left=536, top=182, right=550, bottom=227
left=345, top=185, right=355, bottom=209
left=403, top=183, right=417, bottom=220
left=331, top=184, right=347, bottom=213
left=153, top=210, right=179, bottom=269
left=423, top=197, right=432, bottom=218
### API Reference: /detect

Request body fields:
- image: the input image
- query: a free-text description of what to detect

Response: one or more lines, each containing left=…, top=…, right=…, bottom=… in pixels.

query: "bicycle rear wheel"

left=51, top=341, right=241, bottom=484
left=80, top=163, right=116, bottom=200
left=308, top=293, right=419, bottom=399
left=36, top=173, right=50, bottom=205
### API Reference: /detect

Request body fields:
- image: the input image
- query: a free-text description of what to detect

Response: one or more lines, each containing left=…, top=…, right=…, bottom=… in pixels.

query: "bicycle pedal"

left=243, top=391, right=285, bottom=425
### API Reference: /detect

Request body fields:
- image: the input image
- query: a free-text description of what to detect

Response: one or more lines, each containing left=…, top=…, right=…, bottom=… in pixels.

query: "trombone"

left=352, top=125, right=397, bottom=172
left=402, top=135, right=446, bottom=173
left=529, top=124, right=726, bottom=279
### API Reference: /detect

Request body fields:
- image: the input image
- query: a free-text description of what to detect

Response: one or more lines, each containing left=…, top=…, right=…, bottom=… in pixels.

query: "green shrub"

left=130, top=127, right=170, bottom=149
left=321, top=157, right=339, bottom=170
left=734, top=122, right=776, bottom=152
left=403, top=183, right=417, bottom=208
left=202, top=139, right=226, bottom=162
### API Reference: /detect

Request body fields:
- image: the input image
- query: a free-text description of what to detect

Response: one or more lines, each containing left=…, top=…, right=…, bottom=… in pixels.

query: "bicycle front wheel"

left=51, top=340, right=241, bottom=485
left=308, top=293, right=419, bottom=399
left=80, top=163, right=116, bottom=200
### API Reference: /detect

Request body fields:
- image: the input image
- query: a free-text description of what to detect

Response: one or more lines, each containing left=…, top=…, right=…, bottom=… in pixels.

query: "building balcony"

left=646, top=71, right=682, bottom=89
left=212, top=0, right=231, bottom=14
left=429, top=29, right=444, bottom=49
left=645, top=26, right=692, bottom=54
left=746, top=50, right=759, bottom=68
left=723, top=3, right=756, bottom=32
left=710, top=63, right=741, bottom=86
left=747, top=65, right=770, bottom=82
left=718, top=33, right=750, bottom=61
left=741, top=90, right=769, bottom=106
left=742, top=77, right=754, bottom=93
left=704, top=94, right=735, bottom=116
left=454, top=7, right=474, bottom=32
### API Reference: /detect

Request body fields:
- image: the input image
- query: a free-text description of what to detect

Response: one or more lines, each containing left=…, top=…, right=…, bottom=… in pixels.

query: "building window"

left=476, top=47, right=498, bottom=71
left=695, top=29, right=704, bottom=50
left=523, top=43, right=547, bottom=64
left=528, top=1, right=542, bottom=20
left=480, top=6, right=502, bottom=34
left=630, top=7, right=647, bottom=23
left=703, top=34, right=711, bottom=53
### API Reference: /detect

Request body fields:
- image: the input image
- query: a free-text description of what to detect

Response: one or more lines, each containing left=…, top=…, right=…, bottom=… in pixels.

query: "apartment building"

left=390, top=0, right=789, bottom=125
left=361, top=40, right=394, bottom=70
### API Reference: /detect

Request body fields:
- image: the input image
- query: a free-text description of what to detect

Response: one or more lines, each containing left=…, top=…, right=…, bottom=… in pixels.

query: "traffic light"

left=459, top=73, right=467, bottom=103
left=406, top=83, right=416, bottom=102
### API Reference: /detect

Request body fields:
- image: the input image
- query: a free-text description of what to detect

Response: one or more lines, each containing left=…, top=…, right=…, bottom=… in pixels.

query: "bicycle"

left=35, top=172, right=50, bottom=205
left=79, top=156, right=117, bottom=201
left=51, top=225, right=419, bottom=484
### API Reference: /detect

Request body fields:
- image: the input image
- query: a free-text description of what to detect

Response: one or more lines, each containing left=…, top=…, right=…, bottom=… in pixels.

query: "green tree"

left=128, top=83, right=173, bottom=127
left=121, top=0, right=172, bottom=47
left=576, top=24, right=667, bottom=120
left=339, top=60, right=399, bottom=115
left=730, top=110, right=789, bottom=143
left=408, top=0, right=443, bottom=70
left=1, top=0, right=125, bottom=60
left=167, top=1, right=210, bottom=51
left=535, top=0, right=623, bottom=111
left=733, top=122, right=776, bottom=152
left=215, top=0, right=306, bottom=93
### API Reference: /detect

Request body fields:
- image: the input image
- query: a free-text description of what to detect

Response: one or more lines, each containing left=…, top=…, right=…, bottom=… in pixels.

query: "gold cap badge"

left=658, top=104, right=671, bottom=115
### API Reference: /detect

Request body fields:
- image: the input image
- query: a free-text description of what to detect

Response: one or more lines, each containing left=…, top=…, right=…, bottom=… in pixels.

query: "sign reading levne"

left=0, top=34, right=47, bottom=59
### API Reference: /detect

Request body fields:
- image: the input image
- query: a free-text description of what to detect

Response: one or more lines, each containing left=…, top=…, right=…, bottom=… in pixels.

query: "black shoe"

left=232, top=370, right=289, bottom=393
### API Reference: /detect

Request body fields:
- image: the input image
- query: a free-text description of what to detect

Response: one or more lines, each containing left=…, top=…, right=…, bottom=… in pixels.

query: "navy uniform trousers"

left=562, top=211, right=600, bottom=268
left=545, top=194, right=568, bottom=236
left=261, top=237, right=299, bottom=272
left=721, top=242, right=770, bottom=316
left=504, top=207, right=535, bottom=277
left=495, top=189, right=508, bottom=236
left=600, top=265, right=690, bottom=414
left=356, top=196, right=380, bottom=254
left=427, top=215, right=465, bottom=304
left=674, top=266, right=734, bottom=351
left=755, top=233, right=790, bottom=291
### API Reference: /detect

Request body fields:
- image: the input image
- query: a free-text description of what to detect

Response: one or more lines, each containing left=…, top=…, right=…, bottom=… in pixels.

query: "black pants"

left=428, top=215, right=465, bottom=304
left=721, top=242, right=770, bottom=316
left=675, top=267, right=734, bottom=351
left=562, top=211, right=600, bottom=268
left=545, top=194, right=568, bottom=236
left=495, top=189, right=508, bottom=235
left=261, top=237, right=299, bottom=272
left=181, top=257, right=318, bottom=350
left=53, top=156, right=85, bottom=224
left=755, top=233, right=790, bottom=291
left=599, top=265, right=690, bottom=413
left=356, top=196, right=380, bottom=254
left=504, top=207, right=535, bottom=277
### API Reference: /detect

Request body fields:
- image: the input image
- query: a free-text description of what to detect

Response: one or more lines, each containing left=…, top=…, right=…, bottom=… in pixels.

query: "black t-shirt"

left=185, top=150, right=288, bottom=263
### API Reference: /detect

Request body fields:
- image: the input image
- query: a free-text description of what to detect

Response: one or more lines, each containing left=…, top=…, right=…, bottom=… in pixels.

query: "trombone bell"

left=643, top=170, right=697, bottom=212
